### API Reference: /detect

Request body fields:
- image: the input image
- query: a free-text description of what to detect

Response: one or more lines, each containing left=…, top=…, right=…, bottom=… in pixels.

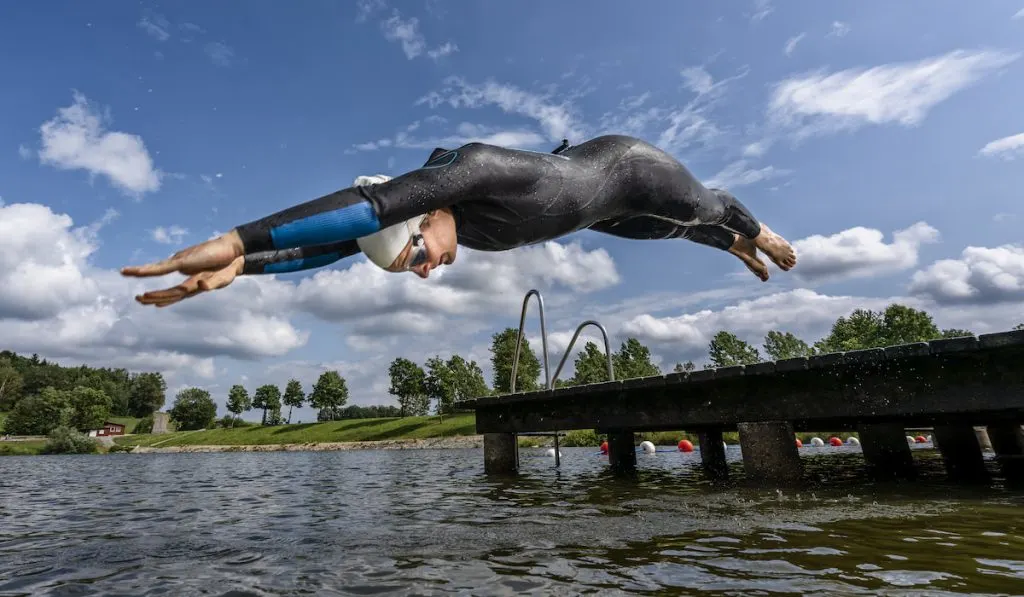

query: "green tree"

left=425, top=356, right=456, bottom=416
left=128, top=372, right=166, bottom=418
left=309, top=371, right=348, bottom=420
left=69, top=386, right=112, bottom=430
left=490, top=327, right=541, bottom=393
left=226, top=385, right=251, bottom=426
left=570, top=342, right=614, bottom=385
left=0, top=360, right=24, bottom=411
left=282, top=379, right=305, bottom=424
left=814, top=304, right=943, bottom=353
left=762, top=330, right=812, bottom=361
left=169, top=387, right=218, bottom=431
left=1014, top=323, right=1024, bottom=331
left=674, top=361, right=696, bottom=373
left=388, top=357, right=428, bottom=417
left=941, top=328, right=974, bottom=338
left=253, top=384, right=282, bottom=425
left=613, top=337, right=661, bottom=380
left=448, top=355, right=490, bottom=403
left=2, top=387, right=72, bottom=435
left=708, top=331, right=761, bottom=367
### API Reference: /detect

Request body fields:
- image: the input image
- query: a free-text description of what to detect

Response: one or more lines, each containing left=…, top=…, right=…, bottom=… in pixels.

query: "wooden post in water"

left=737, top=421, right=802, bottom=485
left=986, top=423, right=1024, bottom=484
left=857, top=422, right=916, bottom=480
left=483, top=432, right=518, bottom=474
left=607, top=430, right=636, bottom=474
left=697, top=429, right=728, bottom=480
left=933, top=424, right=989, bottom=482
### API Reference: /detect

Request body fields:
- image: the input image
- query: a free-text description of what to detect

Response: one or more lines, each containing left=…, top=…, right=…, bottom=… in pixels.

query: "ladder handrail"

left=510, top=289, right=551, bottom=392
left=550, top=320, right=615, bottom=386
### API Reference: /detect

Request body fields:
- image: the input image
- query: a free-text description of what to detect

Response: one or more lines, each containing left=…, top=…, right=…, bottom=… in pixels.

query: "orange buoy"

left=795, top=438, right=803, bottom=448
left=829, top=436, right=843, bottom=446
left=600, top=440, right=609, bottom=454
left=915, top=435, right=927, bottom=443
left=678, top=439, right=694, bottom=452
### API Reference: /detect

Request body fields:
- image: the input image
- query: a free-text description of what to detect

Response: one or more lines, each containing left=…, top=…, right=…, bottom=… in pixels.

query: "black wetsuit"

left=240, top=135, right=761, bottom=274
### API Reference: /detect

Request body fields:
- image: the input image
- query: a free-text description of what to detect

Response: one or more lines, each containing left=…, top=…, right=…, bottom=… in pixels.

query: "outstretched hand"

left=121, top=231, right=246, bottom=307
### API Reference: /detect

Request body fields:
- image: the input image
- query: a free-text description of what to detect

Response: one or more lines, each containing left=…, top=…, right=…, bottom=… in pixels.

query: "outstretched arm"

left=242, top=240, right=360, bottom=275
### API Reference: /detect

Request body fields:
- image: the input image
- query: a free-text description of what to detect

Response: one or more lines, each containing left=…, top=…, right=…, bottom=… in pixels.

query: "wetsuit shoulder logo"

left=420, top=150, right=459, bottom=169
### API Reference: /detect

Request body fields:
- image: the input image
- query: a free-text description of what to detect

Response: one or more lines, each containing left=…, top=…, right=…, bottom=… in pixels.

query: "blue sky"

left=2, top=1, right=1023, bottom=423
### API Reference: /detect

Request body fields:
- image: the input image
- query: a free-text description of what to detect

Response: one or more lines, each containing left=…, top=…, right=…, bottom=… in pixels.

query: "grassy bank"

left=115, top=412, right=480, bottom=448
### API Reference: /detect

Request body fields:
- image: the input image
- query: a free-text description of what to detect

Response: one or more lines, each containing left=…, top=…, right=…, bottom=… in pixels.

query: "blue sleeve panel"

left=268, top=201, right=381, bottom=250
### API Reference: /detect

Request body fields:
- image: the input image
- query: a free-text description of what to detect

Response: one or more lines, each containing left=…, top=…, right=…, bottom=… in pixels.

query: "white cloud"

left=828, top=21, right=851, bottom=38
left=151, top=225, right=188, bottom=244
left=205, top=42, right=235, bottom=67
left=427, top=41, right=458, bottom=60
left=767, top=49, right=1020, bottom=140
left=381, top=13, right=426, bottom=59
left=978, top=132, right=1024, bottom=160
left=417, top=77, right=585, bottom=141
left=680, top=66, right=715, bottom=96
left=784, top=33, right=805, bottom=56
left=1013, top=8, right=1024, bottom=20
left=137, top=15, right=170, bottom=41
left=750, top=0, right=773, bottom=21
left=36, top=92, right=163, bottom=196
left=790, top=222, right=940, bottom=283
left=0, top=201, right=307, bottom=385
left=17, top=144, right=31, bottom=159
left=910, top=244, right=1024, bottom=305
left=704, top=160, right=790, bottom=189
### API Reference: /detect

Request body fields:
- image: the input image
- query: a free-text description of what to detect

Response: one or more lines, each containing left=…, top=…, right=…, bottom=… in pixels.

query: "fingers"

left=134, top=275, right=203, bottom=307
left=121, top=258, right=183, bottom=278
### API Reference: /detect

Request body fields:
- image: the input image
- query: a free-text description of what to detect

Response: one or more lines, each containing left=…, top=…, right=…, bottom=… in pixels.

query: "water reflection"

left=0, top=445, right=1020, bottom=596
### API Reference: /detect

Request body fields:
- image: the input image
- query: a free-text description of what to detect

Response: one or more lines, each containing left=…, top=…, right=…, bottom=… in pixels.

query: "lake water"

left=0, top=444, right=1022, bottom=596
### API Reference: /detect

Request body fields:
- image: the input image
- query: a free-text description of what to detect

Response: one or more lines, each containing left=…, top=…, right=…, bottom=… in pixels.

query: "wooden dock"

left=462, top=327, right=1024, bottom=486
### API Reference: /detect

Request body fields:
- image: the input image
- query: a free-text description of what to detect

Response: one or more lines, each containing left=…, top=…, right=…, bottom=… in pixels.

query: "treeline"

left=4, top=304, right=1020, bottom=436
left=0, top=350, right=166, bottom=436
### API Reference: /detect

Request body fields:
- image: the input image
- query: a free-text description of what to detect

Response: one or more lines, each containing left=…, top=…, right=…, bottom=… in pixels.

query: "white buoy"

left=545, top=448, right=562, bottom=458
left=810, top=437, right=824, bottom=447
left=639, top=440, right=656, bottom=454
left=846, top=437, right=861, bottom=446
left=927, top=435, right=933, bottom=443
left=723, top=441, right=728, bottom=451
left=906, top=435, right=916, bottom=444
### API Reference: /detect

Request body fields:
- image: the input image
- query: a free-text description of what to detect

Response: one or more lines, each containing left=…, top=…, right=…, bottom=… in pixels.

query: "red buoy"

left=829, top=436, right=843, bottom=446
left=915, top=435, right=927, bottom=443
left=795, top=438, right=803, bottom=448
left=678, top=439, right=694, bottom=452
left=600, top=441, right=609, bottom=454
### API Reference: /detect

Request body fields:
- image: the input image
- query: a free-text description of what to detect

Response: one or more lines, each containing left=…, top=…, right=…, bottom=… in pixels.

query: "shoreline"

left=128, top=434, right=487, bottom=453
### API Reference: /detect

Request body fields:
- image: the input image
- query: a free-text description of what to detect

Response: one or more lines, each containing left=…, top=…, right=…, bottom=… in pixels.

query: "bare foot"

left=754, top=223, right=797, bottom=271
left=728, top=234, right=769, bottom=281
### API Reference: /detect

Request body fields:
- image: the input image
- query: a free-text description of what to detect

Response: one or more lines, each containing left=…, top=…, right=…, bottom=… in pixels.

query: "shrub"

left=43, top=426, right=98, bottom=455
left=134, top=414, right=154, bottom=434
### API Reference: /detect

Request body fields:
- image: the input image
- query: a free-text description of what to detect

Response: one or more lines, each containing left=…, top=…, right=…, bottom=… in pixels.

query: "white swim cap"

left=352, top=174, right=427, bottom=270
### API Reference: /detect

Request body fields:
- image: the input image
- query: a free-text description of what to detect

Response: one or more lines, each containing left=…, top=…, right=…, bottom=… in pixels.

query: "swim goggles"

left=403, top=217, right=430, bottom=270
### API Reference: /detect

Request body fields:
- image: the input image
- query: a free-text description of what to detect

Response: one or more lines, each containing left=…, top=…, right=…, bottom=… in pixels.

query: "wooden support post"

left=975, top=427, right=993, bottom=452
left=697, top=429, right=728, bottom=480
left=483, top=432, right=518, bottom=474
left=857, top=422, right=916, bottom=480
left=933, top=424, right=989, bottom=482
left=607, top=430, right=636, bottom=474
left=737, top=421, right=802, bottom=486
left=986, top=423, right=1024, bottom=484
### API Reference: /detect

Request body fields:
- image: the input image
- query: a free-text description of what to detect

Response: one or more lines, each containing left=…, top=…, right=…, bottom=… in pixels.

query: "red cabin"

left=87, top=421, right=126, bottom=437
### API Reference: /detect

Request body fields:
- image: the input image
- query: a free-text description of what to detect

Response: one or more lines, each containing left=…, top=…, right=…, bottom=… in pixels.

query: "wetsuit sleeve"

left=232, top=143, right=539, bottom=254
left=242, top=240, right=360, bottom=275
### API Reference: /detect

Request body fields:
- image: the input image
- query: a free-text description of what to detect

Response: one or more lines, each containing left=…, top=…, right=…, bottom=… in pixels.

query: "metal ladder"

left=509, top=289, right=615, bottom=467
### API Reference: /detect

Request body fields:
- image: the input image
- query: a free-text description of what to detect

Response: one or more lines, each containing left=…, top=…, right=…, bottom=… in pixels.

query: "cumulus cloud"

left=828, top=21, right=851, bottom=38
left=0, top=201, right=307, bottom=380
left=790, top=222, right=939, bottom=283
left=36, top=92, right=163, bottom=196
left=978, top=132, right=1024, bottom=160
left=909, top=244, right=1024, bottom=305
left=767, top=49, right=1019, bottom=140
